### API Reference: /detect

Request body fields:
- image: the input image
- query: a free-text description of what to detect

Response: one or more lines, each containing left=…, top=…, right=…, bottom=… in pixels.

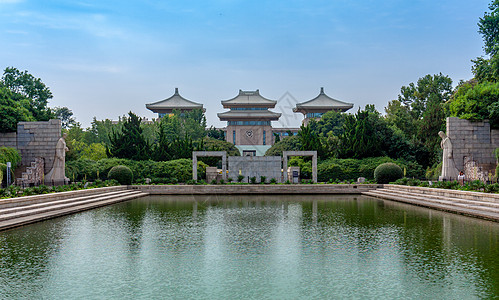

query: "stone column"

left=222, top=153, right=227, bottom=180
left=192, top=152, right=198, bottom=181
left=282, top=152, right=288, bottom=183
left=312, top=152, right=317, bottom=183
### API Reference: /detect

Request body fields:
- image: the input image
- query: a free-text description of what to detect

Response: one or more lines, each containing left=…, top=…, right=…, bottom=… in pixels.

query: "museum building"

left=218, top=90, right=281, bottom=156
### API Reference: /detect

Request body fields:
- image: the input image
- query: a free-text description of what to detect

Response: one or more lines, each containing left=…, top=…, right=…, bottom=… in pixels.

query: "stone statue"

left=45, top=133, right=69, bottom=184
left=438, top=131, right=459, bottom=181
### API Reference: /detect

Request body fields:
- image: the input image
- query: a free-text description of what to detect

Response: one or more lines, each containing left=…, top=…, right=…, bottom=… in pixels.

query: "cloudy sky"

left=0, top=0, right=490, bottom=128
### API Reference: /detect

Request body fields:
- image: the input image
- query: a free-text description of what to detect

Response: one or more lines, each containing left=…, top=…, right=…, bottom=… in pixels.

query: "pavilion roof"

left=146, top=88, right=203, bottom=111
left=221, top=90, right=277, bottom=108
left=293, top=87, right=353, bottom=113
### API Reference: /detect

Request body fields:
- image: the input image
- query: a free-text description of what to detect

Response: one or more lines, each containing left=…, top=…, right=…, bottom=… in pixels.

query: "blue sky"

left=0, top=0, right=490, bottom=128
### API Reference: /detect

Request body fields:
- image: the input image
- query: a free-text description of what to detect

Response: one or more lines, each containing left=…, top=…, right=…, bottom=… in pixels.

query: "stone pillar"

left=192, top=152, right=198, bottom=181
left=282, top=155, right=288, bottom=182
left=222, top=153, right=227, bottom=180
left=312, top=153, right=317, bottom=183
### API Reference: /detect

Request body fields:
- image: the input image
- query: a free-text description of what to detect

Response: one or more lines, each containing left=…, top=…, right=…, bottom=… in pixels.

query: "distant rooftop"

left=293, top=87, right=353, bottom=114
left=146, top=88, right=204, bottom=113
left=221, top=90, right=277, bottom=108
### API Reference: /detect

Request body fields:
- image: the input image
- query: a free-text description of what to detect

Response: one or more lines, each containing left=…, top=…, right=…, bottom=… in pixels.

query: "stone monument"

left=45, top=133, right=69, bottom=185
left=439, top=131, right=459, bottom=181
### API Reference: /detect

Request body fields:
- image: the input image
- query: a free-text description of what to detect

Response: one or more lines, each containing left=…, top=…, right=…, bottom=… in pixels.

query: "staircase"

left=16, top=157, right=44, bottom=186
left=0, top=186, right=148, bottom=231
left=363, top=184, right=499, bottom=222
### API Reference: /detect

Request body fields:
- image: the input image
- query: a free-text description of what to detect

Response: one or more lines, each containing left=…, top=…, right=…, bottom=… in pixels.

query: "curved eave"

left=293, top=105, right=353, bottom=114
left=146, top=105, right=205, bottom=113
left=222, top=103, right=276, bottom=109
left=217, top=112, right=281, bottom=121
left=221, top=90, right=277, bottom=107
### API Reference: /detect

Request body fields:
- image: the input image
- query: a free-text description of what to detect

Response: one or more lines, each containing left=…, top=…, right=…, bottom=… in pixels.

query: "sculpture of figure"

left=45, top=133, right=69, bottom=184
left=438, top=131, right=459, bottom=181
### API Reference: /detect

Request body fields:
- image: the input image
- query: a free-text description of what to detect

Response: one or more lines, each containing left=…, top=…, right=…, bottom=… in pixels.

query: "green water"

left=0, top=195, right=498, bottom=299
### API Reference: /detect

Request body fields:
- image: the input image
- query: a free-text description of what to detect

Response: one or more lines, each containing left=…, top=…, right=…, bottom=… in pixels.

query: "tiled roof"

left=221, top=90, right=277, bottom=107
left=146, top=88, right=203, bottom=110
left=293, top=87, right=353, bottom=112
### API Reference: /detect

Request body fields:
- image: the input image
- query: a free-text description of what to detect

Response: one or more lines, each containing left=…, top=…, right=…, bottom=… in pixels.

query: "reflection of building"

left=218, top=90, right=281, bottom=156
left=146, top=88, right=204, bottom=118
left=293, top=87, right=353, bottom=125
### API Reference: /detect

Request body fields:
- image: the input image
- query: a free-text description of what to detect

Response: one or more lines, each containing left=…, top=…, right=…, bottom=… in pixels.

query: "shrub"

left=260, top=176, right=266, bottom=184
left=250, top=176, right=257, bottom=184
left=318, top=156, right=423, bottom=183
left=270, top=178, right=277, bottom=184
left=374, top=163, right=403, bottom=184
left=108, top=165, right=133, bottom=185
left=0, top=147, right=21, bottom=167
left=237, top=175, right=244, bottom=182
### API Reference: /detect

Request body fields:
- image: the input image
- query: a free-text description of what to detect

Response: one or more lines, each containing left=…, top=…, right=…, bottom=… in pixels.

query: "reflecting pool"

left=0, top=195, right=498, bottom=299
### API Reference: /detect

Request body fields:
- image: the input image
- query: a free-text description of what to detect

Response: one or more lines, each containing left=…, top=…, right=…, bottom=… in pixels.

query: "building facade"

left=218, top=90, right=281, bottom=156
left=293, top=87, right=353, bottom=125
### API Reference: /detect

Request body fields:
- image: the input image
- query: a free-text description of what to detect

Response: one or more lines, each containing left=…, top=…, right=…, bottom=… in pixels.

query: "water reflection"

left=0, top=194, right=497, bottom=299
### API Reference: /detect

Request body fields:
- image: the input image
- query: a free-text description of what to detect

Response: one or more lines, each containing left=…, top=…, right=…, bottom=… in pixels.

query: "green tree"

left=449, top=81, right=499, bottom=128
left=108, top=112, right=150, bottom=160
left=53, top=106, right=76, bottom=129
left=398, top=73, right=452, bottom=120
left=0, top=86, right=33, bottom=132
left=298, top=123, right=324, bottom=157
left=207, top=126, right=225, bottom=141
left=339, top=106, right=382, bottom=159
left=265, top=135, right=302, bottom=156
left=478, top=0, right=499, bottom=56
left=1, top=67, right=54, bottom=121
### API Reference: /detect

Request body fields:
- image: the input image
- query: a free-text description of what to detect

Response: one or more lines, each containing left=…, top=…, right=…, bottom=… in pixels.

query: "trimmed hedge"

left=66, top=158, right=207, bottom=183
left=374, top=162, right=403, bottom=183
left=318, top=157, right=423, bottom=182
left=108, top=165, right=133, bottom=185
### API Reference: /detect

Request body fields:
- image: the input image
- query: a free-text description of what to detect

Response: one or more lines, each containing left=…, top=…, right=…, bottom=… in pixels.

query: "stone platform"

left=363, top=184, right=499, bottom=222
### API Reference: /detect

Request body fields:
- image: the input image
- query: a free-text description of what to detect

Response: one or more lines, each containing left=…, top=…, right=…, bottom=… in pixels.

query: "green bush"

left=108, top=165, right=133, bottom=185
left=374, top=162, right=403, bottom=184
left=318, top=157, right=423, bottom=182
left=0, top=147, right=21, bottom=167
left=66, top=158, right=197, bottom=183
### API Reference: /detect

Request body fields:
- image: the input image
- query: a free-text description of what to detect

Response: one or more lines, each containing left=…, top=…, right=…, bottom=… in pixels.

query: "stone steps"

left=0, top=190, right=132, bottom=217
left=383, top=184, right=499, bottom=203
left=363, top=185, right=499, bottom=222
left=0, top=186, right=126, bottom=209
left=376, top=188, right=499, bottom=210
left=0, top=187, right=148, bottom=231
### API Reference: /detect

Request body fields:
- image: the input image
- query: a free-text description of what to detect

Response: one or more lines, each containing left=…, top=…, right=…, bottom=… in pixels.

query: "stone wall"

left=446, top=117, right=499, bottom=175
left=0, top=119, right=61, bottom=174
left=228, top=156, right=282, bottom=183
left=0, top=132, right=17, bottom=148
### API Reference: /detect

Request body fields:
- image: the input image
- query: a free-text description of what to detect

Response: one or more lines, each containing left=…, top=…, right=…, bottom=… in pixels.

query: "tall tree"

left=339, top=107, right=382, bottom=159
left=108, top=112, right=150, bottom=160
left=53, top=106, right=76, bottom=129
left=1, top=67, right=54, bottom=121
